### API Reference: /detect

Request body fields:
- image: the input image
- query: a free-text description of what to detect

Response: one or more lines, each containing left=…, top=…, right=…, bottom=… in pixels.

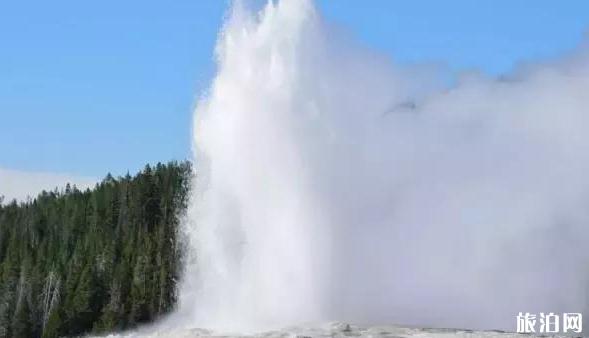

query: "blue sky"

left=1, top=0, right=589, bottom=181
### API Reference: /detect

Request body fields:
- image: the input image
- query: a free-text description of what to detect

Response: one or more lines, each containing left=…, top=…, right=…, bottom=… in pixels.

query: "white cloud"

left=0, top=167, right=97, bottom=203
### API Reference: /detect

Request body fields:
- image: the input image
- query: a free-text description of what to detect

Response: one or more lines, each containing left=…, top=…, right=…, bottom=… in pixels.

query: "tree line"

left=0, top=161, right=191, bottom=338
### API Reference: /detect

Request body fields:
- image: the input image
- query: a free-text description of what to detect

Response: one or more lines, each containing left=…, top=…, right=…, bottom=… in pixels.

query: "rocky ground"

left=103, top=322, right=579, bottom=338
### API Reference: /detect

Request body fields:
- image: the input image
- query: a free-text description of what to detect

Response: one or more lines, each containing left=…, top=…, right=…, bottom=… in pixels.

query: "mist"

left=0, top=167, right=96, bottom=203
left=178, top=0, right=589, bottom=332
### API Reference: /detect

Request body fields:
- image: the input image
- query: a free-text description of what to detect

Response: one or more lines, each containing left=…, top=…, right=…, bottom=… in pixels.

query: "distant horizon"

left=0, top=160, right=189, bottom=202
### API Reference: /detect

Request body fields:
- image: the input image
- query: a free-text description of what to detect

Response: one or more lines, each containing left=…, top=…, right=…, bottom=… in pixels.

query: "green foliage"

left=0, top=161, right=191, bottom=338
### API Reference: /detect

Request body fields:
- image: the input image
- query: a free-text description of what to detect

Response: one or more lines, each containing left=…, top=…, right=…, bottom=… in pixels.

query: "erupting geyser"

left=177, top=0, right=589, bottom=333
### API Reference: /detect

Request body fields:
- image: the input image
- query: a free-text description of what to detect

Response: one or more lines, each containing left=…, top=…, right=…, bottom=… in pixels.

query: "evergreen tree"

left=0, top=161, right=191, bottom=337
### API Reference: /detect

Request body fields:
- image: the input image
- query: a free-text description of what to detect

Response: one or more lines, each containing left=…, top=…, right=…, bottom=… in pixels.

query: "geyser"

left=180, top=0, right=589, bottom=332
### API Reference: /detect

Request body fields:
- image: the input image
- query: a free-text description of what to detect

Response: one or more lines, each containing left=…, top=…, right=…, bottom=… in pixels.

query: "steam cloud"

left=179, top=0, right=589, bottom=332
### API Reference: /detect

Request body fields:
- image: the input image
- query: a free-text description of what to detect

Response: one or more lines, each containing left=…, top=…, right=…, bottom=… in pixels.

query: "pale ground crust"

left=103, top=322, right=584, bottom=338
